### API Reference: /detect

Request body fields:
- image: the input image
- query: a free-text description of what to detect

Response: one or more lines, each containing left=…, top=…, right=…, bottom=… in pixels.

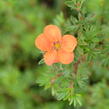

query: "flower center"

left=53, top=41, right=61, bottom=50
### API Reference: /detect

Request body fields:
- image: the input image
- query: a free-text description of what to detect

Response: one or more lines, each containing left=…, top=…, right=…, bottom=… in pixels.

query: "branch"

left=74, top=55, right=86, bottom=74
left=51, top=73, right=63, bottom=84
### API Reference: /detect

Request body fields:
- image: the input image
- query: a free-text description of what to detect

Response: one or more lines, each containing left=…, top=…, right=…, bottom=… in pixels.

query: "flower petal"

left=61, top=35, right=77, bottom=52
left=44, top=50, right=58, bottom=66
left=35, top=34, right=51, bottom=51
left=44, top=25, right=62, bottom=42
left=58, top=50, right=74, bottom=64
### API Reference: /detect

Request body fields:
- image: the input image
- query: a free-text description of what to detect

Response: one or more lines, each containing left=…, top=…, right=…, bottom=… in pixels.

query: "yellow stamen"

left=54, top=42, right=61, bottom=50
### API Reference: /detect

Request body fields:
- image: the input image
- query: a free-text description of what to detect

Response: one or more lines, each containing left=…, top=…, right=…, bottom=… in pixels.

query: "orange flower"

left=35, top=25, right=77, bottom=66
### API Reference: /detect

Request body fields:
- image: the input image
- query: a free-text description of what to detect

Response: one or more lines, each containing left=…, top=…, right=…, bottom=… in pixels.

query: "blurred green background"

left=0, top=0, right=109, bottom=109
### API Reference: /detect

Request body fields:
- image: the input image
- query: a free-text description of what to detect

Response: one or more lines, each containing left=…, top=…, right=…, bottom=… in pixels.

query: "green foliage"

left=0, top=0, right=109, bottom=109
left=53, top=12, right=65, bottom=27
left=36, top=0, right=109, bottom=107
left=65, top=0, right=86, bottom=11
